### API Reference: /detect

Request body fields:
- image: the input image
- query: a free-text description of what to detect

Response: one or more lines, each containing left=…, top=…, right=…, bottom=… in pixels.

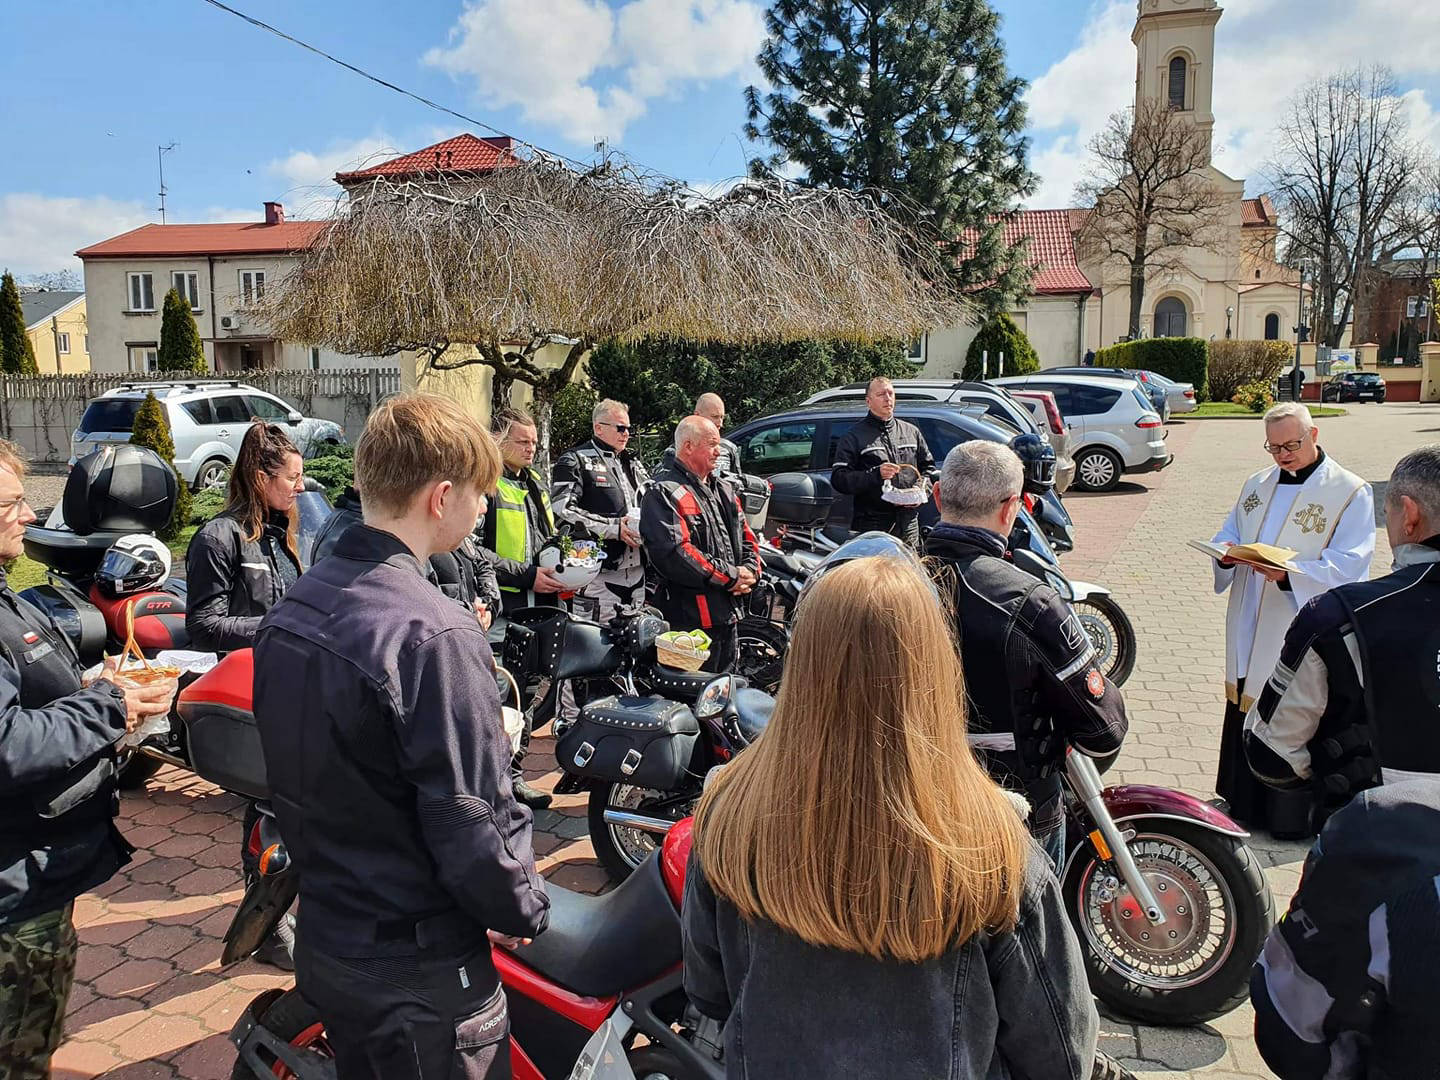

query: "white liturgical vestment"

left=1212, top=454, right=1373, bottom=709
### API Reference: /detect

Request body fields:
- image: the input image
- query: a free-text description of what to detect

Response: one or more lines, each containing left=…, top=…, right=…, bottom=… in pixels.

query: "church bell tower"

left=1133, top=0, right=1222, bottom=161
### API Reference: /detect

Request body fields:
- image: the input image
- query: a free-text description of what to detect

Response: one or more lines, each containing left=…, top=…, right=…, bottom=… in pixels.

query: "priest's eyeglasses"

left=1262, top=438, right=1306, bottom=455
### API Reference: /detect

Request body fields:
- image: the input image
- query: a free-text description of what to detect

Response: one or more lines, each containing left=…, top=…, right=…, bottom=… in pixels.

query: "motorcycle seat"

left=512, top=855, right=680, bottom=998
left=759, top=548, right=811, bottom=579
left=647, top=664, right=714, bottom=702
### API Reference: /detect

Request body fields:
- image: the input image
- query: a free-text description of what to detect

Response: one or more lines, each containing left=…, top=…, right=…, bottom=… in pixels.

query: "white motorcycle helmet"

left=95, top=534, right=172, bottom=598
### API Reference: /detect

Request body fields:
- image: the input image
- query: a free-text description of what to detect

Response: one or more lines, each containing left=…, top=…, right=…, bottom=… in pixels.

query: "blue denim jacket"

left=682, top=847, right=1097, bottom=1079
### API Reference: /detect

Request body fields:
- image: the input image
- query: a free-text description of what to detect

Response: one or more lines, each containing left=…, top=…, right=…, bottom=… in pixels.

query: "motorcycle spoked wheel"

left=589, top=783, right=697, bottom=883
left=735, top=617, right=788, bottom=694
left=1062, top=820, right=1274, bottom=1026
left=228, top=988, right=331, bottom=1080
left=1073, top=595, right=1137, bottom=687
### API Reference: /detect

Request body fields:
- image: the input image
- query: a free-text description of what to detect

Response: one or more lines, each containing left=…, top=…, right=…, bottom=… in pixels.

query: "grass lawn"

left=5, top=524, right=200, bottom=592
left=1187, top=401, right=1347, bottom=419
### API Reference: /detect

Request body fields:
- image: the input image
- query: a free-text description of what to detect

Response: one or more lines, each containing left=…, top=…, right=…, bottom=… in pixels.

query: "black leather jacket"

left=924, top=523, right=1128, bottom=831
left=254, top=524, right=549, bottom=958
left=0, top=573, right=131, bottom=924
left=551, top=438, right=649, bottom=571
left=830, top=413, right=934, bottom=533
left=185, top=507, right=301, bottom=652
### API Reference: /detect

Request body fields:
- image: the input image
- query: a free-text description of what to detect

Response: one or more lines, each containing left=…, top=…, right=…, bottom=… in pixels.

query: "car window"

left=907, top=417, right=968, bottom=463
left=1023, top=383, right=1073, bottom=415
left=179, top=399, right=213, bottom=425
left=79, top=399, right=142, bottom=433
left=1053, top=384, right=1121, bottom=416
left=246, top=395, right=291, bottom=421
left=1130, top=386, right=1155, bottom=413
left=735, top=421, right=818, bottom=476
left=210, top=395, right=251, bottom=424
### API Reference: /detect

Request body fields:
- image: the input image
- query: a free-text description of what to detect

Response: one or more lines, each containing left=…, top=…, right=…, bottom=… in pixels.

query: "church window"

left=1265, top=313, right=1280, bottom=340
left=1168, top=57, right=1188, bottom=110
left=1155, top=297, right=1187, bottom=337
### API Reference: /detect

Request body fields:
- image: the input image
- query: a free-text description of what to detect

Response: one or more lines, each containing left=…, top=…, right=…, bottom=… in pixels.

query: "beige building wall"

left=26, top=299, right=91, bottom=373
left=399, top=340, right=583, bottom=428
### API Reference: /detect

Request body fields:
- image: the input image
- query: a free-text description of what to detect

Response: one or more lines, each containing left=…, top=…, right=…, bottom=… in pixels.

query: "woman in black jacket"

left=684, top=555, right=1101, bottom=1079
left=185, top=423, right=304, bottom=652
left=184, top=421, right=303, bottom=968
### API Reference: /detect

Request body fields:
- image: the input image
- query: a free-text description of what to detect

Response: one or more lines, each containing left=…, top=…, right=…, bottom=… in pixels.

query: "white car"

left=71, top=381, right=346, bottom=490
left=993, top=374, right=1169, bottom=492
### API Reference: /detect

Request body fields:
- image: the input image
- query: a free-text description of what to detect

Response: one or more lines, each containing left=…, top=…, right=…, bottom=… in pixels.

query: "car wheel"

left=1075, top=447, right=1122, bottom=492
left=193, top=458, right=229, bottom=491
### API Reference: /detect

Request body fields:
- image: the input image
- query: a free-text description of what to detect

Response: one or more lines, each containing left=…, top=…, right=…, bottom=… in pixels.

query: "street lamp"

left=1225, top=305, right=1233, bottom=339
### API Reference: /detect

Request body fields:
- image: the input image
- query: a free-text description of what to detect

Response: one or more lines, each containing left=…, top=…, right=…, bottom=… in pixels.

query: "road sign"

left=1407, top=296, right=1419, bottom=318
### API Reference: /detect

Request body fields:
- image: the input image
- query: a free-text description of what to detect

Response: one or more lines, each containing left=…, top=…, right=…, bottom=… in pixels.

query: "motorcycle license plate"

left=568, top=1018, right=637, bottom=1080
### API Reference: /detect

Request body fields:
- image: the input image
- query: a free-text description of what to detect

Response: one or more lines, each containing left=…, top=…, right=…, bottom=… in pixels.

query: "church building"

left=920, top=0, right=1302, bottom=376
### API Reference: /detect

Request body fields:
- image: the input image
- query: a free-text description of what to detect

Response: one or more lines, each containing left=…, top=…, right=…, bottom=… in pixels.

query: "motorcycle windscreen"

left=294, top=489, right=335, bottom=571
left=796, top=531, right=929, bottom=606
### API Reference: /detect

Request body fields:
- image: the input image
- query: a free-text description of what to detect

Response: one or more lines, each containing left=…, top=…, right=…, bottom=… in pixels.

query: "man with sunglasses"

left=1210, top=402, right=1373, bottom=836
left=551, top=399, right=650, bottom=626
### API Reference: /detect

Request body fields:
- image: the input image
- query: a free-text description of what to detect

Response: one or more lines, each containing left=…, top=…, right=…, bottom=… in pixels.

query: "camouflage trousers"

left=0, top=904, right=78, bottom=1079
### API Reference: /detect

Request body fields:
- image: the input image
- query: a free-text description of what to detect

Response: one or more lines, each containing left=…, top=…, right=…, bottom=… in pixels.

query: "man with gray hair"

left=1246, top=444, right=1440, bottom=809
left=925, top=440, right=1128, bottom=869
left=552, top=397, right=650, bottom=624
left=1209, top=400, right=1373, bottom=835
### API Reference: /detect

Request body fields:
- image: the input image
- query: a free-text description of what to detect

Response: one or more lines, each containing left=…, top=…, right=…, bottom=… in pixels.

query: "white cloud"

left=269, top=134, right=406, bottom=190
left=424, top=0, right=765, bottom=145
left=1025, top=0, right=1440, bottom=209
left=0, top=194, right=153, bottom=278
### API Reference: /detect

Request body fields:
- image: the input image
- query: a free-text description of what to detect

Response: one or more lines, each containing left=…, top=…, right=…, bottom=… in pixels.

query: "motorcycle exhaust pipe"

left=1066, top=753, right=1167, bottom=926
left=602, top=808, right=676, bottom=836
left=138, top=746, right=189, bottom=770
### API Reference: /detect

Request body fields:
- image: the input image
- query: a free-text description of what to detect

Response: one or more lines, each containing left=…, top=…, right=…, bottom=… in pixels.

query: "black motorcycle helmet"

left=1010, top=433, right=1057, bottom=496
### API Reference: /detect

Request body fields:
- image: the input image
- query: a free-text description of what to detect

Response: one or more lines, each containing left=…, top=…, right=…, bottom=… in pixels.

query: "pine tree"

left=746, top=0, right=1036, bottom=313
left=0, top=272, right=40, bottom=375
left=157, top=288, right=207, bottom=373
left=129, top=392, right=192, bottom=542
left=961, top=312, right=1039, bottom=380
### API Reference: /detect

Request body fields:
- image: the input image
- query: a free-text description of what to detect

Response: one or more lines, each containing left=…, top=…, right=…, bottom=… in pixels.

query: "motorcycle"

left=501, top=607, right=774, bottom=881
left=174, top=652, right=725, bottom=1080
left=731, top=538, right=815, bottom=694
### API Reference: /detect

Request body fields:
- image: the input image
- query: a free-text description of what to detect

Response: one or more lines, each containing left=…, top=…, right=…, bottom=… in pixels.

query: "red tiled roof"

left=334, top=134, right=522, bottom=184
left=76, top=221, right=327, bottom=259
left=1009, top=210, right=1094, bottom=295
left=1242, top=195, right=1277, bottom=227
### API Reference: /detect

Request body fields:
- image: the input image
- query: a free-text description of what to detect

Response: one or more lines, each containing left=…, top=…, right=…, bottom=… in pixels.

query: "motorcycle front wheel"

left=734, top=617, right=788, bottom=694
left=589, top=783, right=697, bottom=882
left=1073, top=595, right=1137, bottom=686
left=1063, top=820, right=1273, bottom=1025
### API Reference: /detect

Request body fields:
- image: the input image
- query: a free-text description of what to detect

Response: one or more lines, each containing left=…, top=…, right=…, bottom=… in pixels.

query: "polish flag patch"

left=22, top=632, right=39, bottom=645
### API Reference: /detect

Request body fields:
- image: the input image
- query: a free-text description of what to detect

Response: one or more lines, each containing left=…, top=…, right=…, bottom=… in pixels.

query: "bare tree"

left=1073, top=99, right=1228, bottom=339
left=20, top=269, right=83, bottom=292
left=1264, top=66, right=1418, bottom=348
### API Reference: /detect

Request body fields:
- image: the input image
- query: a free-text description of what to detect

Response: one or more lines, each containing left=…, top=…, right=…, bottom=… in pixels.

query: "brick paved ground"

left=48, top=401, right=1436, bottom=1078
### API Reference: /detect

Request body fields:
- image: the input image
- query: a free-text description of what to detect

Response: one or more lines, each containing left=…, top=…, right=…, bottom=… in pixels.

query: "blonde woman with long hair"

left=684, top=556, right=1099, bottom=1079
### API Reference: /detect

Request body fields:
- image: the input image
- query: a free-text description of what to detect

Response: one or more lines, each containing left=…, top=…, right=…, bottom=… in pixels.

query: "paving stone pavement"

left=46, top=401, right=1436, bottom=1078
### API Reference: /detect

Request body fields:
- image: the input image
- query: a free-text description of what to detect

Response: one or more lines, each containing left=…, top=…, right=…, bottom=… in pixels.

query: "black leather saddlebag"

left=555, top=695, right=699, bottom=789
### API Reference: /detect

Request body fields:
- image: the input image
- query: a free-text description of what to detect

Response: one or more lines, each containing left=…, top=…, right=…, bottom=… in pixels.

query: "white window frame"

left=239, top=269, right=266, bottom=306
left=172, top=271, right=201, bottom=310
left=56, top=332, right=70, bottom=355
left=128, top=345, right=159, bottom=373
left=907, top=335, right=927, bottom=364
left=127, top=272, right=155, bottom=312
left=309, top=346, right=322, bottom=371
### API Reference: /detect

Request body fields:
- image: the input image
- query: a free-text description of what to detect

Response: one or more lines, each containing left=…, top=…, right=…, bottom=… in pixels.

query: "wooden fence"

left=0, top=369, right=402, bottom=463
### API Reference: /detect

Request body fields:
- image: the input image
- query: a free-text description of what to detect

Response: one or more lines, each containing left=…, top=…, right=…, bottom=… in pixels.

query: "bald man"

left=695, top=393, right=743, bottom=480
left=640, top=415, right=761, bottom=673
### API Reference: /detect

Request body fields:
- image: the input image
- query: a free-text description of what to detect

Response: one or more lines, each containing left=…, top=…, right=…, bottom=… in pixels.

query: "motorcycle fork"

left=1065, top=754, right=1167, bottom=926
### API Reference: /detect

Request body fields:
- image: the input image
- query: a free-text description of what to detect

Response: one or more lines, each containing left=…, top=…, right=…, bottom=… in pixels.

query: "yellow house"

left=22, top=290, right=91, bottom=373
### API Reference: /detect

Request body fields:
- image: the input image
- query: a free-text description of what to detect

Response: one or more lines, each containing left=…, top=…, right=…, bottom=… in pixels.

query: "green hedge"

left=1095, top=337, right=1209, bottom=401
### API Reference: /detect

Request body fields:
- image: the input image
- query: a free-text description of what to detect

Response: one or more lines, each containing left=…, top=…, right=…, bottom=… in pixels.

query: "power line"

left=197, top=0, right=597, bottom=174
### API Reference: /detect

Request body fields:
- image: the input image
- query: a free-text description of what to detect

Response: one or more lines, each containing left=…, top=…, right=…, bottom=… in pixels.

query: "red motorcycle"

left=178, top=653, right=722, bottom=1080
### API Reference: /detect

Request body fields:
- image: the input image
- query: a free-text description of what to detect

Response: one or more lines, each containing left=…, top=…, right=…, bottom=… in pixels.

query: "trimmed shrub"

left=962, top=313, right=1040, bottom=381
left=304, top=443, right=355, bottom=503
left=0, top=272, right=39, bottom=375
left=158, top=288, right=207, bottom=373
left=190, top=484, right=228, bottom=524
left=1208, top=340, right=1292, bottom=403
left=129, top=392, right=191, bottom=541
left=1095, top=337, right=1209, bottom=400
left=1233, top=379, right=1275, bottom=413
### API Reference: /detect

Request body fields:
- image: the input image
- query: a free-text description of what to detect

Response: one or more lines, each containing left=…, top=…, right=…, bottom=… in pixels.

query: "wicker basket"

left=656, top=631, right=711, bottom=672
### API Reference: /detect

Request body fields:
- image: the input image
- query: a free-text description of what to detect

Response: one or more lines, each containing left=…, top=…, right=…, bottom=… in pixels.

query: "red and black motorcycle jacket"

left=640, top=450, right=760, bottom=632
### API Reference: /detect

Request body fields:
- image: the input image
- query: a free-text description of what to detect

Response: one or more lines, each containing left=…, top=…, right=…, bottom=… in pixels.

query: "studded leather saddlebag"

left=555, top=695, right=700, bottom=789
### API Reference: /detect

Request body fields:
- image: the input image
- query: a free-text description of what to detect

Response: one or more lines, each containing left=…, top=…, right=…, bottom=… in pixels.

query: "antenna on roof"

left=158, top=142, right=179, bottom=223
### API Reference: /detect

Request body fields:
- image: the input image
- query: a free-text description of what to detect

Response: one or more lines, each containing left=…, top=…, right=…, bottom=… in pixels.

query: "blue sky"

left=3, top=0, right=1438, bottom=278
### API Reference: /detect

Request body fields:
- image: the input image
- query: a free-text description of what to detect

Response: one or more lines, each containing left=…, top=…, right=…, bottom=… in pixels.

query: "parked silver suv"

left=71, top=381, right=346, bottom=490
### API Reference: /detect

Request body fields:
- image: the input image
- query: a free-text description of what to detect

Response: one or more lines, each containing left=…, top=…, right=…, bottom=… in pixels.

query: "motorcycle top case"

left=176, top=650, right=270, bottom=800
left=556, top=695, right=699, bottom=790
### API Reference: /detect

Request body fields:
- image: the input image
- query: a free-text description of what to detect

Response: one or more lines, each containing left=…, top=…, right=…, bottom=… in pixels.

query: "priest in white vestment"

left=1210, top=402, right=1374, bottom=834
